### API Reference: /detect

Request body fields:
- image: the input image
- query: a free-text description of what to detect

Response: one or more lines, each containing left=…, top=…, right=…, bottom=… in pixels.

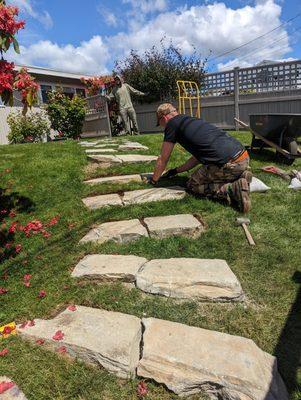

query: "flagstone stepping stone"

left=88, top=155, right=122, bottom=164
left=138, top=318, right=288, bottom=399
left=136, top=258, right=244, bottom=302
left=79, top=214, right=204, bottom=244
left=0, top=376, right=27, bottom=399
left=82, top=193, right=123, bottom=209
left=80, top=141, right=98, bottom=147
left=144, top=214, right=204, bottom=239
left=72, top=254, right=147, bottom=282
left=85, top=149, right=117, bottom=154
left=122, top=186, right=186, bottom=206
left=18, top=306, right=142, bottom=379
left=118, top=143, right=149, bottom=151
left=94, top=144, right=118, bottom=148
left=80, top=219, right=148, bottom=244
left=116, top=155, right=157, bottom=163
left=84, top=174, right=142, bottom=185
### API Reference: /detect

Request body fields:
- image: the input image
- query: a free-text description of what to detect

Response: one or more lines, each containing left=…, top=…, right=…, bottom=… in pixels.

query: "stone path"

left=0, top=376, right=27, bottom=399
left=17, top=307, right=287, bottom=400
left=82, top=187, right=186, bottom=209
left=88, top=154, right=157, bottom=164
left=79, top=214, right=204, bottom=244
left=118, top=142, right=149, bottom=151
left=84, top=174, right=143, bottom=185
left=72, top=255, right=244, bottom=302
left=18, top=306, right=141, bottom=379
left=85, top=149, right=118, bottom=154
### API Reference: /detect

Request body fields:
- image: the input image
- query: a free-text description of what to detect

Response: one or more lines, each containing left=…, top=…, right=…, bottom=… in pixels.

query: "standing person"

left=150, top=103, right=252, bottom=213
left=105, top=75, right=146, bottom=135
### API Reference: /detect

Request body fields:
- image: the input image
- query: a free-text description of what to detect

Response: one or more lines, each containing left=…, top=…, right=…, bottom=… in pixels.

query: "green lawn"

left=0, top=132, right=300, bottom=399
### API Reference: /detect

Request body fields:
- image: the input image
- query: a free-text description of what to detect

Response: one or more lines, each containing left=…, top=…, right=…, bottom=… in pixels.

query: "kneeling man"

left=151, top=103, right=252, bottom=213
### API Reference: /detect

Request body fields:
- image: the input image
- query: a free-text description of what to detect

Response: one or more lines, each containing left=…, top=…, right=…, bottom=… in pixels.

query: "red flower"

left=5, top=243, right=11, bottom=249
left=23, top=274, right=31, bottom=281
left=19, top=321, right=27, bottom=329
left=41, top=230, right=51, bottom=238
left=36, top=338, right=45, bottom=345
left=0, top=209, right=7, bottom=215
left=52, top=330, right=64, bottom=341
left=8, top=211, right=16, bottom=218
left=0, top=381, right=15, bottom=394
left=38, top=290, right=46, bottom=298
left=15, top=244, right=22, bottom=253
left=47, top=216, right=59, bottom=226
left=137, top=381, right=148, bottom=397
left=68, top=305, right=76, bottom=312
left=0, top=348, right=9, bottom=356
left=2, top=326, right=13, bottom=335
left=28, top=320, right=35, bottom=327
left=8, top=221, right=18, bottom=233
left=0, top=288, right=8, bottom=295
left=57, top=346, right=67, bottom=353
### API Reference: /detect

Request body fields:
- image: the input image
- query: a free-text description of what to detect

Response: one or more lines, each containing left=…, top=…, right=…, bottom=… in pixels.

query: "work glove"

left=161, top=168, right=178, bottom=179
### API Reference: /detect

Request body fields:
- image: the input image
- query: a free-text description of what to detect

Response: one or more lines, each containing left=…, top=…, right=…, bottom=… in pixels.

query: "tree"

left=0, top=0, right=39, bottom=112
left=114, top=39, right=206, bottom=103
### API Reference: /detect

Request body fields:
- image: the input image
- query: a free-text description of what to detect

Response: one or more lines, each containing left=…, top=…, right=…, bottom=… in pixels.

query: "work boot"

left=228, top=178, right=251, bottom=213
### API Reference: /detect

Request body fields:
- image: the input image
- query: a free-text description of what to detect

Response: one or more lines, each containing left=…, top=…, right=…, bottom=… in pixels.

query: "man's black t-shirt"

left=164, top=115, right=244, bottom=165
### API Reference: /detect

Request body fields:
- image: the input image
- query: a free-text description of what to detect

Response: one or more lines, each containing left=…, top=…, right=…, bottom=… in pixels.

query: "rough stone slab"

left=88, top=155, right=122, bottom=164
left=18, top=306, right=142, bottom=379
left=118, top=144, right=149, bottom=151
left=82, top=193, right=123, bottom=209
left=85, top=149, right=117, bottom=154
left=116, top=154, right=157, bottom=163
left=0, top=377, right=27, bottom=399
left=136, top=258, right=244, bottom=302
left=94, top=143, right=118, bottom=149
left=84, top=174, right=142, bottom=185
left=80, top=141, right=98, bottom=147
left=123, top=187, right=186, bottom=206
left=80, top=219, right=148, bottom=244
left=144, top=214, right=204, bottom=239
left=72, top=254, right=147, bottom=282
left=138, top=318, right=288, bottom=399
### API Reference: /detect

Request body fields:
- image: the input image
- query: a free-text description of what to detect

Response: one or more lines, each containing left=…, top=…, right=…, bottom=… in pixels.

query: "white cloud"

left=122, top=0, right=168, bottom=14
left=9, top=0, right=293, bottom=75
left=97, top=6, right=118, bottom=27
left=10, top=36, right=110, bottom=75
left=8, top=0, right=53, bottom=29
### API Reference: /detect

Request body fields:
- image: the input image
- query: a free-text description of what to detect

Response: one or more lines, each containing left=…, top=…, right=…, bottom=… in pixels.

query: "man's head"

left=114, top=75, right=122, bottom=87
left=156, top=103, right=178, bottom=127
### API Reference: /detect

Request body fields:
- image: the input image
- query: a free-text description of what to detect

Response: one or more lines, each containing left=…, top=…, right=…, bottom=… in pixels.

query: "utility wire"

left=230, top=25, right=301, bottom=64
left=208, top=11, right=301, bottom=61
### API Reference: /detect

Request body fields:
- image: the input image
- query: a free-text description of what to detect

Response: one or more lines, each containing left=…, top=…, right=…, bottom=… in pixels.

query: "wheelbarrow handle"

left=234, top=118, right=291, bottom=157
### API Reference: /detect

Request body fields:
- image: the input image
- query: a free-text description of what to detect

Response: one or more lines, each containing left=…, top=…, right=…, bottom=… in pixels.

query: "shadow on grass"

left=0, top=187, right=35, bottom=264
left=272, top=271, right=301, bottom=396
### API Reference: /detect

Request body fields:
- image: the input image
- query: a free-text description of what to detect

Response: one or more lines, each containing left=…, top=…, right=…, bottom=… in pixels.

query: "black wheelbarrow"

left=235, top=114, right=301, bottom=165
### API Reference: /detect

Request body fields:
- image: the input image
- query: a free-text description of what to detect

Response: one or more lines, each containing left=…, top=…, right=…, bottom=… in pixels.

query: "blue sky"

left=7, top=0, right=301, bottom=75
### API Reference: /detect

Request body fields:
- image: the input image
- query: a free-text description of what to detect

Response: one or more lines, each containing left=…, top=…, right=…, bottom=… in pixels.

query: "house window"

left=41, top=85, right=53, bottom=103
left=76, top=88, right=86, bottom=98
left=62, top=86, right=75, bottom=99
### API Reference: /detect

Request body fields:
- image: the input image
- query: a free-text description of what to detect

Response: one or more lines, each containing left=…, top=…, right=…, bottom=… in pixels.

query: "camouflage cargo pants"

left=187, top=157, right=250, bottom=198
left=119, top=107, right=139, bottom=135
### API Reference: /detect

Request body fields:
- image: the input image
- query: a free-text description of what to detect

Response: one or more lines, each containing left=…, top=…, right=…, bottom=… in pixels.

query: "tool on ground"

left=261, top=165, right=291, bottom=180
left=236, top=218, right=256, bottom=246
left=0, top=322, right=16, bottom=339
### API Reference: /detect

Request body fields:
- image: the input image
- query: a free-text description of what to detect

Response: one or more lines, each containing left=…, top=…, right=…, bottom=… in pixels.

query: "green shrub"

left=45, top=90, right=86, bottom=139
left=114, top=40, right=206, bottom=103
left=7, top=109, right=51, bottom=144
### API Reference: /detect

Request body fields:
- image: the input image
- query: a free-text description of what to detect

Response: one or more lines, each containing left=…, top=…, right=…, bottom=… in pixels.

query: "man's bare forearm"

left=176, top=156, right=200, bottom=173
left=152, top=156, right=167, bottom=182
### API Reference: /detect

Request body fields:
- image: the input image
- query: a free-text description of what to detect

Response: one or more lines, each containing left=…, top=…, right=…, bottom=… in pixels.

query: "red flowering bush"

left=0, top=1, right=39, bottom=112
left=81, top=75, right=114, bottom=96
left=14, top=68, right=39, bottom=112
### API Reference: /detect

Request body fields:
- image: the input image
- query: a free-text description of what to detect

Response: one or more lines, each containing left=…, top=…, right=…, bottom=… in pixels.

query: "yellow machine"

left=176, top=80, right=201, bottom=118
